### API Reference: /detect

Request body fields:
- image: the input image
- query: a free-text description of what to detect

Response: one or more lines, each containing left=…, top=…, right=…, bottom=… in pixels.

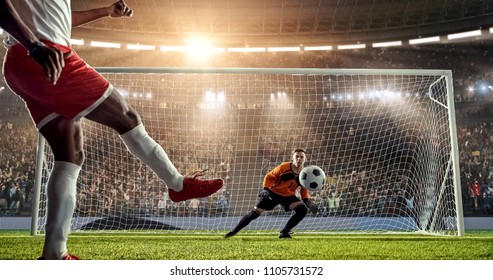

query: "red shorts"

left=2, top=42, right=113, bottom=129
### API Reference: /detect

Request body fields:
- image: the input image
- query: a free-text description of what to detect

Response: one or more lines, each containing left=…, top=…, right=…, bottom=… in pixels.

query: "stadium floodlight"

left=32, top=68, right=464, bottom=237
left=409, top=36, right=440, bottom=45
left=217, top=91, right=225, bottom=102
left=127, top=44, right=156, bottom=51
left=227, top=47, right=266, bottom=52
left=267, top=47, right=300, bottom=52
left=90, top=41, right=121, bottom=48
left=447, top=29, right=481, bottom=40
left=69, top=38, right=84, bottom=46
left=210, top=47, right=227, bottom=53
left=185, top=36, right=221, bottom=60
left=372, top=41, right=402, bottom=48
left=304, top=45, right=333, bottom=51
left=337, top=44, right=366, bottom=50
left=160, top=46, right=188, bottom=52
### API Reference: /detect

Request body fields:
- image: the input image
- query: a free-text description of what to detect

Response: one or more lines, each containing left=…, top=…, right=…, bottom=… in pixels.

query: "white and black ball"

left=299, top=165, right=326, bottom=191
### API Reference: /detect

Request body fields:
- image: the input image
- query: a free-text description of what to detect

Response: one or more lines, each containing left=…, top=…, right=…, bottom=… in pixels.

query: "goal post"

left=31, top=68, right=464, bottom=236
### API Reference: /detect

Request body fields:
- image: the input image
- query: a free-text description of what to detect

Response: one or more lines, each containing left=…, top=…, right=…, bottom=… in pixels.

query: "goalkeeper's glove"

left=259, top=189, right=271, bottom=199
left=303, top=198, right=319, bottom=214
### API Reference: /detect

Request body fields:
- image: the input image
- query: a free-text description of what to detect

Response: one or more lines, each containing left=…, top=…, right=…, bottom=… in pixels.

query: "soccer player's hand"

left=305, top=201, right=319, bottom=214
left=27, top=41, right=65, bottom=85
left=109, top=0, right=133, bottom=18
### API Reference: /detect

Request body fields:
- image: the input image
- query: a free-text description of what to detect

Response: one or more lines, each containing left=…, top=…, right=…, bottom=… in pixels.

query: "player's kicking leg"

left=85, top=89, right=223, bottom=202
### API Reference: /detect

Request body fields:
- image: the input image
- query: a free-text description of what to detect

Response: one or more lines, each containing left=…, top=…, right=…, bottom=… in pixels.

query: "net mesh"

left=35, top=68, right=461, bottom=235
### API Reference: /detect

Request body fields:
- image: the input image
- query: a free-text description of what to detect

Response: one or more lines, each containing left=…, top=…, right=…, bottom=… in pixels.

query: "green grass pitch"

left=0, top=230, right=492, bottom=260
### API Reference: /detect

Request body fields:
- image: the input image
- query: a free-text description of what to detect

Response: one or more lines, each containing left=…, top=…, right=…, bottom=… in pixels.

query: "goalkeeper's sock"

left=231, top=209, right=261, bottom=234
left=120, top=123, right=184, bottom=191
left=281, top=204, right=307, bottom=233
left=42, top=161, right=81, bottom=259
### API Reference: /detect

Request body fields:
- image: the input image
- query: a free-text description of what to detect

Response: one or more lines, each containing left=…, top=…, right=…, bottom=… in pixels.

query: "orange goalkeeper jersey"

left=263, top=162, right=310, bottom=199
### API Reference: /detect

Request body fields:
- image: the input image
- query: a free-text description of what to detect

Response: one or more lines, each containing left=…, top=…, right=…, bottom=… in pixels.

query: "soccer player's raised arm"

left=72, top=0, right=133, bottom=28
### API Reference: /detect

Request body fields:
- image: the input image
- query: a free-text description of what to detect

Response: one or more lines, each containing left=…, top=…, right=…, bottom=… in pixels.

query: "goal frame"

left=30, top=67, right=465, bottom=236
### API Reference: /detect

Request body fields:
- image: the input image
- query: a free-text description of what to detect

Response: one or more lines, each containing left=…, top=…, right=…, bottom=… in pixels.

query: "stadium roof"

left=72, top=0, right=493, bottom=46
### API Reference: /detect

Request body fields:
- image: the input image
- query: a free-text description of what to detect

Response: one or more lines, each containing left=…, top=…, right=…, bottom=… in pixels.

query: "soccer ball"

left=299, top=165, right=326, bottom=191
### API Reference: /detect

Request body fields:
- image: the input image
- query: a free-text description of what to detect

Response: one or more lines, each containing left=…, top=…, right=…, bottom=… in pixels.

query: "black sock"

left=232, top=209, right=261, bottom=234
left=282, top=204, right=307, bottom=233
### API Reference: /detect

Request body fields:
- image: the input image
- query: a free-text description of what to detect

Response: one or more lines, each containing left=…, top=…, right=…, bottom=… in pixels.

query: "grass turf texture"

left=0, top=230, right=492, bottom=260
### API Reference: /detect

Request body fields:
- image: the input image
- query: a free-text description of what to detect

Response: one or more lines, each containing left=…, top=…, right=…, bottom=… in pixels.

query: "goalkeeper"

left=225, top=148, right=318, bottom=239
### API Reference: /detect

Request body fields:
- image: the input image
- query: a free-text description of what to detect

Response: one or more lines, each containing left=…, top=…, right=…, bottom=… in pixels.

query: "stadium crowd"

left=1, top=113, right=492, bottom=218
left=1, top=42, right=493, bottom=218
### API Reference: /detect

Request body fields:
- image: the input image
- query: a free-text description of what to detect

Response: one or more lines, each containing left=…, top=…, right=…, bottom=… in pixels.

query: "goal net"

left=32, top=68, right=464, bottom=236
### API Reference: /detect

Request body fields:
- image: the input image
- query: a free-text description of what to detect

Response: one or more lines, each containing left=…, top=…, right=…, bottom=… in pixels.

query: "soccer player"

left=225, top=148, right=318, bottom=239
left=0, top=0, right=223, bottom=260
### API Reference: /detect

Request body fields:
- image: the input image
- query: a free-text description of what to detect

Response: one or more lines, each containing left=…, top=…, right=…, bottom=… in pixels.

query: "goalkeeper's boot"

left=224, top=231, right=236, bottom=238
left=278, top=231, right=292, bottom=239
left=169, top=169, right=223, bottom=202
left=38, top=253, right=80, bottom=260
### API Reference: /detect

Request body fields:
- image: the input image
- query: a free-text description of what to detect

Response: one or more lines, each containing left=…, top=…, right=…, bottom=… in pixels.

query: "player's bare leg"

left=85, top=89, right=223, bottom=202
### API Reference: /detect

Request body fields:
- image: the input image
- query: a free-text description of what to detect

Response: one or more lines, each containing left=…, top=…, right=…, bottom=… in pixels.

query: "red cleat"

left=169, top=170, right=223, bottom=202
left=62, top=253, right=80, bottom=260
left=38, top=253, right=80, bottom=260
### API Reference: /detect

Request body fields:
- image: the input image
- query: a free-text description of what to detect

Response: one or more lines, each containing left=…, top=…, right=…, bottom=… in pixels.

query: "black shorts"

left=256, top=189, right=301, bottom=212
